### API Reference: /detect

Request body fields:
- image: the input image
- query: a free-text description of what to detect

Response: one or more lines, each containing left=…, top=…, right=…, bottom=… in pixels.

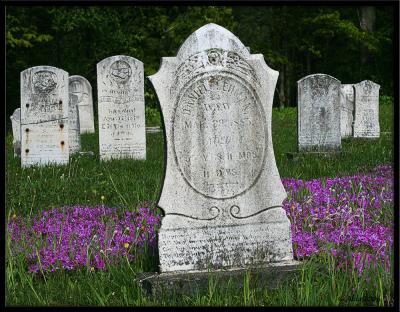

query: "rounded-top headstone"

left=69, top=75, right=95, bottom=134
left=97, top=55, right=146, bottom=161
left=20, top=65, right=69, bottom=167
left=340, top=84, right=355, bottom=138
left=353, top=80, right=380, bottom=138
left=297, top=73, right=341, bottom=152
left=68, top=92, right=81, bottom=154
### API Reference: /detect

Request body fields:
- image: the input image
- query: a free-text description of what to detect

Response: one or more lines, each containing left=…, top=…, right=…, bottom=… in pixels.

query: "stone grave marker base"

left=137, top=260, right=301, bottom=297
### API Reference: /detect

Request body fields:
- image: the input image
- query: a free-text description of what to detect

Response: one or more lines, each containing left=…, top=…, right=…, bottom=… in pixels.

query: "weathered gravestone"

left=353, top=80, right=380, bottom=138
left=69, top=75, right=95, bottom=134
left=297, top=74, right=341, bottom=152
left=97, top=55, right=146, bottom=161
left=10, top=108, right=21, bottom=156
left=340, top=84, right=355, bottom=138
left=148, top=23, right=296, bottom=275
left=68, top=93, right=81, bottom=154
left=20, top=66, right=69, bottom=167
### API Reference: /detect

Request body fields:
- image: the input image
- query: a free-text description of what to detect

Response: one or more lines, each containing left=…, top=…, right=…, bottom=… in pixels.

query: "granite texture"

left=69, top=75, right=95, bottom=134
left=353, top=80, right=380, bottom=138
left=149, top=23, right=293, bottom=273
left=97, top=55, right=146, bottom=161
left=10, top=108, right=21, bottom=157
left=297, top=74, right=341, bottom=152
left=339, top=84, right=355, bottom=138
left=20, top=66, right=69, bottom=167
left=68, top=92, right=81, bottom=154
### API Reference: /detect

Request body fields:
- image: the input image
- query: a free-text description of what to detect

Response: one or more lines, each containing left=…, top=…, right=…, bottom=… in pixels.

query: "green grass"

left=5, top=103, right=394, bottom=306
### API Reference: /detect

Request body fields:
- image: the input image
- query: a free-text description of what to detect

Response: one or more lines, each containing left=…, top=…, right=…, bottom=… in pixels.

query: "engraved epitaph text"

left=20, top=66, right=69, bottom=167
left=297, top=74, right=341, bottom=151
left=353, top=80, right=380, bottom=138
left=97, top=56, right=146, bottom=160
left=149, top=24, right=293, bottom=273
left=174, top=74, right=265, bottom=199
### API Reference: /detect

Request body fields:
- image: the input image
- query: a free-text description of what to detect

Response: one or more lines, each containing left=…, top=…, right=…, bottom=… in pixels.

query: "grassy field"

left=5, top=103, right=394, bottom=306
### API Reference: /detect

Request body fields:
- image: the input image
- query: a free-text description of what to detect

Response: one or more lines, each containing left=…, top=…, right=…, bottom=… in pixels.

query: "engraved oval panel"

left=173, top=73, right=266, bottom=199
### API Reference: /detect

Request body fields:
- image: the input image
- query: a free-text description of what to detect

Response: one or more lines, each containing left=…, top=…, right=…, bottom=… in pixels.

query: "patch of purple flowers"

left=282, top=165, right=394, bottom=274
left=7, top=165, right=393, bottom=276
left=8, top=206, right=161, bottom=273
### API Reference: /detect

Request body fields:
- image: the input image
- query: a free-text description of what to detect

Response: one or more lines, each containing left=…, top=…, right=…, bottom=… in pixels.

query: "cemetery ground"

left=6, top=103, right=394, bottom=307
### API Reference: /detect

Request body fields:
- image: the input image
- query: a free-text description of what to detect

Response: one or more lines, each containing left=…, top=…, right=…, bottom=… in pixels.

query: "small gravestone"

left=69, top=75, right=95, bottom=134
left=148, top=23, right=296, bottom=275
left=97, top=55, right=146, bottom=161
left=10, top=108, right=21, bottom=156
left=340, top=84, right=355, bottom=138
left=68, top=93, right=81, bottom=154
left=297, top=74, right=341, bottom=152
left=353, top=80, right=380, bottom=138
left=20, top=66, right=69, bottom=167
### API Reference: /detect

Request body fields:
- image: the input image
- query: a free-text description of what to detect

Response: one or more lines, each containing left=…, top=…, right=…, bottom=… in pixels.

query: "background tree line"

left=6, top=5, right=394, bottom=129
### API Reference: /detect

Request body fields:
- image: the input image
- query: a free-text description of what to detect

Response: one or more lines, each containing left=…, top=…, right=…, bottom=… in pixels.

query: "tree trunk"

left=360, top=6, right=376, bottom=66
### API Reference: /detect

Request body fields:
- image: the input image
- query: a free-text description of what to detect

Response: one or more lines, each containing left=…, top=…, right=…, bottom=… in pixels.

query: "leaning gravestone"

left=68, top=93, right=81, bottom=154
left=20, top=66, right=69, bottom=167
left=97, top=55, right=146, bottom=161
left=339, top=84, right=355, bottom=138
left=10, top=108, right=21, bottom=156
left=149, top=23, right=295, bottom=274
left=297, top=74, right=341, bottom=152
left=353, top=80, right=380, bottom=138
left=69, top=75, right=95, bottom=134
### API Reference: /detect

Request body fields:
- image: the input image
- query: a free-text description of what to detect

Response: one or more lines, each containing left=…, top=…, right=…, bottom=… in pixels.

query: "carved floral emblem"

left=109, top=60, right=132, bottom=84
left=33, top=71, right=57, bottom=95
left=363, top=81, right=373, bottom=95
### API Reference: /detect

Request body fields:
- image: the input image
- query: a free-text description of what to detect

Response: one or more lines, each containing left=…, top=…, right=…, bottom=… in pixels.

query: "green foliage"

left=145, top=106, right=161, bottom=127
left=5, top=5, right=394, bottom=124
left=379, top=95, right=393, bottom=106
left=6, top=10, right=53, bottom=48
left=5, top=103, right=394, bottom=306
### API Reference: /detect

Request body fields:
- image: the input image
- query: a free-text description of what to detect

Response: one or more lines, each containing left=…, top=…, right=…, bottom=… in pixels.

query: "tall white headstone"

left=10, top=108, right=21, bottom=157
left=149, top=23, right=294, bottom=273
left=69, top=75, right=95, bottom=134
left=20, top=66, right=69, bottom=167
left=297, top=74, right=341, bottom=152
left=353, top=80, right=380, bottom=138
left=68, top=92, right=81, bottom=154
left=97, top=55, right=146, bottom=161
left=340, top=84, right=355, bottom=138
